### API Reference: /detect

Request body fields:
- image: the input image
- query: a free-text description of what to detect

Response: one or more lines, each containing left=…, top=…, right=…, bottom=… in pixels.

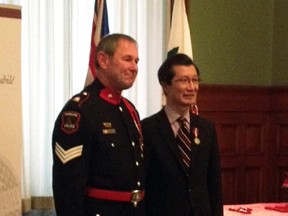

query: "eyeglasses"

left=174, top=76, right=200, bottom=85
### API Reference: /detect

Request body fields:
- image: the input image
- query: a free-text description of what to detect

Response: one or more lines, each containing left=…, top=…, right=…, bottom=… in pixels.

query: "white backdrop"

left=0, top=0, right=166, bottom=210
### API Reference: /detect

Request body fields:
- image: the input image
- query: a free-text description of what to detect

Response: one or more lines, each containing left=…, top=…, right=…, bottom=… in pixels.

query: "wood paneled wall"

left=198, top=85, right=288, bottom=204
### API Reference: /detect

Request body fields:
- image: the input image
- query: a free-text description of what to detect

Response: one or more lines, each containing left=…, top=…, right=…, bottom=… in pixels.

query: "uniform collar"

left=99, top=87, right=122, bottom=105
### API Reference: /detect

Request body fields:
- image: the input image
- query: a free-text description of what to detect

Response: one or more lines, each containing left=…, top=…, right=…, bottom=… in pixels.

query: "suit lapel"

left=189, top=114, right=198, bottom=162
left=155, top=109, right=188, bottom=175
left=188, top=113, right=203, bottom=176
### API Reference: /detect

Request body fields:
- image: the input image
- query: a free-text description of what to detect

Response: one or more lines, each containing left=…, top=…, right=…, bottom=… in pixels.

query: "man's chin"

left=122, top=83, right=134, bottom=90
left=183, top=99, right=196, bottom=106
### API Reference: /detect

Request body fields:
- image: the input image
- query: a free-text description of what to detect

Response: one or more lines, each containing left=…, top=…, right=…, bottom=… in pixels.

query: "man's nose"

left=187, top=80, right=198, bottom=89
left=130, top=61, right=138, bottom=73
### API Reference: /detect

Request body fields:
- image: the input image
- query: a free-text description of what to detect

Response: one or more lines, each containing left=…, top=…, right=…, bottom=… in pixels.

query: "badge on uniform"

left=55, top=142, right=83, bottom=164
left=61, top=111, right=80, bottom=134
left=102, top=122, right=116, bottom=134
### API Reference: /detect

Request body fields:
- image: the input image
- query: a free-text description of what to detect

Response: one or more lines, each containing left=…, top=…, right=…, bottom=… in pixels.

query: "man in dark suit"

left=141, top=53, right=223, bottom=216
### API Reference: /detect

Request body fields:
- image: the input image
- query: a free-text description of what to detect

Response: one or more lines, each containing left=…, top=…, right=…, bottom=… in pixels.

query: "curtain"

left=0, top=0, right=166, bottom=212
left=107, top=0, right=165, bottom=118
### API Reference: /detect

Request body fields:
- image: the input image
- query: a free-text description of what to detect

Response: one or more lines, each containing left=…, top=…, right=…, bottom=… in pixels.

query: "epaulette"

left=71, top=91, right=90, bottom=107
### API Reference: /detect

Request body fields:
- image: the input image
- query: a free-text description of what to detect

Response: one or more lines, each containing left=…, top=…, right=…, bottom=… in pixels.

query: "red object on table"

left=264, top=204, right=288, bottom=213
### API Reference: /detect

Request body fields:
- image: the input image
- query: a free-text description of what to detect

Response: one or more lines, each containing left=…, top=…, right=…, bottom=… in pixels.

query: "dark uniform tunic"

left=52, top=79, right=145, bottom=216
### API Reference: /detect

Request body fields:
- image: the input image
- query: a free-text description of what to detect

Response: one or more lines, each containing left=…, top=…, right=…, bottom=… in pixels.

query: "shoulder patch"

left=61, top=111, right=81, bottom=134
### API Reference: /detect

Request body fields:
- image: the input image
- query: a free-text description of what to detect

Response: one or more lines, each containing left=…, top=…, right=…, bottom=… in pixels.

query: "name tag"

left=102, top=128, right=116, bottom=134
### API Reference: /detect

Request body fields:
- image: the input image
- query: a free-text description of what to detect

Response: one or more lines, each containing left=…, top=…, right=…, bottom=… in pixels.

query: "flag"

left=163, top=0, right=196, bottom=110
left=85, top=0, right=110, bottom=87
left=167, top=0, right=193, bottom=59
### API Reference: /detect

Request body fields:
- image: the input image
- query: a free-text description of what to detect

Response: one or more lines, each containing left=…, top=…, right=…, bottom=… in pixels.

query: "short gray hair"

left=95, top=33, right=138, bottom=68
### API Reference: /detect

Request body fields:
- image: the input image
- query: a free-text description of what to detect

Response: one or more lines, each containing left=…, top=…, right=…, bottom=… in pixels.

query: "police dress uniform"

left=52, top=79, right=145, bottom=216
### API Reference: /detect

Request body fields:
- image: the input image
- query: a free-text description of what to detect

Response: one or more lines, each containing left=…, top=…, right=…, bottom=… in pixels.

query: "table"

left=224, top=203, right=288, bottom=216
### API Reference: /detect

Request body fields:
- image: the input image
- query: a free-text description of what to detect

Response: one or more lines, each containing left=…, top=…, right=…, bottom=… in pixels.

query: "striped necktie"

left=176, top=117, right=192, bottom=170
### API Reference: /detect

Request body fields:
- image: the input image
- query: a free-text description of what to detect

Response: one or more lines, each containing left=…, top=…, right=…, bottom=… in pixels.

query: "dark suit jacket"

left=141, top=108, right=223, bottom=216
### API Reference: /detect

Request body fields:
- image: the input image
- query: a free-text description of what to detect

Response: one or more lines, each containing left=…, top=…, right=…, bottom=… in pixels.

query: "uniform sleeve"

left=52, top=101, right=91, bottom=216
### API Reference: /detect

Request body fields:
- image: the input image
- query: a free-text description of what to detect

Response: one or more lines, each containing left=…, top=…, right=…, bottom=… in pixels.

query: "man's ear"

left=161, top=82, right=168, bottom=95
left=97, top=51, right=109, bottom=69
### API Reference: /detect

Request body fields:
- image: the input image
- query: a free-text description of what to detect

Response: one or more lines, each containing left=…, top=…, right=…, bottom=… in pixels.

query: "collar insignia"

left=100, top=88, right=121, bottom=105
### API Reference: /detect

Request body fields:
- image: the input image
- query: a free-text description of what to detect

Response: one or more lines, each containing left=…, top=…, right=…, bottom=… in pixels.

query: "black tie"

left=176, top=117, right=191, bottom=170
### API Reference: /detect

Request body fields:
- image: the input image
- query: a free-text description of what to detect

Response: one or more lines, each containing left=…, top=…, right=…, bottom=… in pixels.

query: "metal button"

left=111, top=143, right=115, bottom=147
left=135, top=161, right=139, bottom=166
left=137, top=181, right=141, bottom=186
left=119, top=106, right=123, bottom=112
left=131, top=141, right=135, bottom=147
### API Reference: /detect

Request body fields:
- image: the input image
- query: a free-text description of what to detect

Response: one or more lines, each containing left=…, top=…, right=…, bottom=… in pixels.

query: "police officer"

left=52, top=34, right=145, bottom=216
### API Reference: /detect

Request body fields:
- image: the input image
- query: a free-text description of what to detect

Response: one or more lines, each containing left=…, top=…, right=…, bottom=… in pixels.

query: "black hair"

left=157, top=53, right=200, bottom=85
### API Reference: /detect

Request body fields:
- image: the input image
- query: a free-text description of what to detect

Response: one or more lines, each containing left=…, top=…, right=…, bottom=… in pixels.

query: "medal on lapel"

left=191, top=104, right=200, bottom=145
left=193, top=128, right=200, bottom=145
